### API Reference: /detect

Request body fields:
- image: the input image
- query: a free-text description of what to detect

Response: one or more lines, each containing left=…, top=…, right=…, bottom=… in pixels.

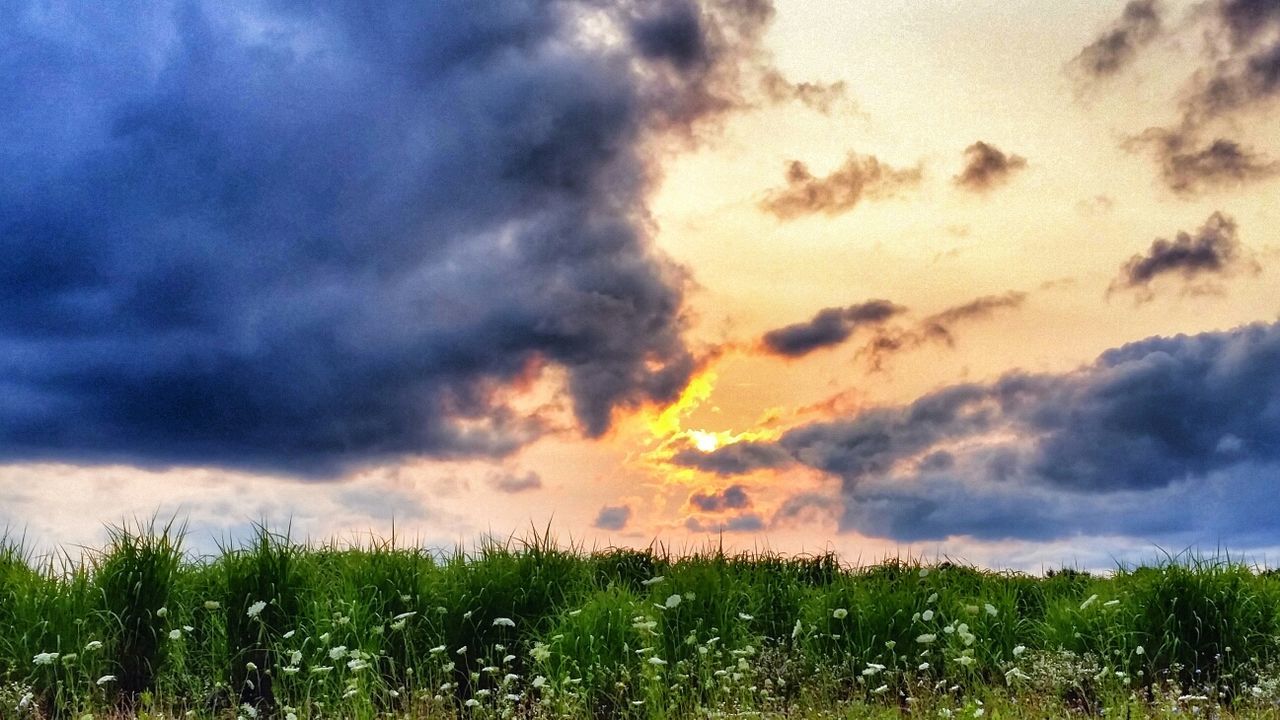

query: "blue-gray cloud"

left=1110, top=211, right=1258, bottom=297
left=593, top=504, right=632, bottom=531
left=688, top=483, right=751, bottom=511
left=684, top=321, right=1280, bottom=542
left=759, top=300, right=904, bottom=358
left=0, top=0, right=790, bottom=476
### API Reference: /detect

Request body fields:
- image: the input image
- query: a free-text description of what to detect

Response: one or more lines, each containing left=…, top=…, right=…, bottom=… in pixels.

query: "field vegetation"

left=4, top=521, right=1280, bottom=719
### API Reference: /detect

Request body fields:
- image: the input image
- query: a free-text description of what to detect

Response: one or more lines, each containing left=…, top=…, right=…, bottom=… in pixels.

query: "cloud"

left=701, top=320, right=1280, bottom=543
left=858, top=292, right=1027, bottom=370
left=688, top=483, right=751, bottom=511
left=1110, top=211, right=1258, bottom=298
left=685, top=512, right=765, bottom=532
left=759, top=70, right=850, bottom=113
left=671, top=441, right=793, bottom=475
left=952, top=142, right=1027, bottom=193
left=759, top=300, right=905, bottom=357
left=1125, top=129, right=1280, bottom=194
left=759, top=152, right=922, bottom=219
left=1181, top=2, right=1280, bottom=124
left=0, top=0, right=811, bottom=477
left=593, top=504, right=632, bottom=531
left=489, top=470, right=543, bottom=494
left=1116, top=1, right=1280, bottom=192
left=1069, top=0, right=1163, bottom=81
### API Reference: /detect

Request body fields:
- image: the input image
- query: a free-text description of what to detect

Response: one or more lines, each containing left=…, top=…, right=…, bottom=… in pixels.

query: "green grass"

left=4, top=524, right=1280, bottom=719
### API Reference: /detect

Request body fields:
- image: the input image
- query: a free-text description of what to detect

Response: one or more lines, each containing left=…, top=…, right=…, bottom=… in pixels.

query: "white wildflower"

left=1012, top=645, right=1026, bottom=657
left=493, top=617, right=515, bottom=627
left=246, top=600, right=267, bottom=618
left=873, top=684, right=889, bottom=694
left=1135, top=645, right=1145, bottom=655
left=738, top=613, right=754, bottom=621
left=203, top=600, right=221, bottom=610
left=532, top=675, right=547, bottom=689
left=156, top=607, right=168, bottom=618
left=832, top=608, right=848, bottom=619
left=33, top=652, right=59, bottom=665
left=84, top=640, right=103, bottom=652
left=642, top=576, right=665, bottom=586
left=665, top=594, right=682, bottom=609
left=1104, top=599, right=1120, bottom=607
left=1080, top=594, right=1098, bottom=610
left=465, top=699, right=480, bottom=708
left=648, top=656, right=667, bottom=666
left=984, top=603, right=997, bottom=617
left=429, top=644, right=446, bottom=654
left=329, top=646, right=347, bottom=660
left=393, top=611, right=417, bottom=621
left=96, top=674, right=117, bottom=685
left=456, top=645, right=468, bottom=655
left=919, top=662, right=931, bottom=670
left=922, top=609, right=935, bottom=622
left=917, top=634, right=937, bottom=644
left=792, top=619, right=803, bottom=639
left=927, top=592, right=938, bottom=604
left=169, top=629, right=181, bottom=640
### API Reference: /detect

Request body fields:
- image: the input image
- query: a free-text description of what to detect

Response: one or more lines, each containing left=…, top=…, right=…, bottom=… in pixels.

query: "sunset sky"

left=4, top=0, right=1280, bottom=569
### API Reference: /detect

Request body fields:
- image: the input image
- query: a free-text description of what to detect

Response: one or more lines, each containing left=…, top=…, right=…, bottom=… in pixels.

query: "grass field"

left=4, top=521, right=1280, bottom=719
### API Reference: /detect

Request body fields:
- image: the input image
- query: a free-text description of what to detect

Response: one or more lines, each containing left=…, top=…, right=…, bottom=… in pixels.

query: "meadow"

left=4, top=522, right=1280, bottom=719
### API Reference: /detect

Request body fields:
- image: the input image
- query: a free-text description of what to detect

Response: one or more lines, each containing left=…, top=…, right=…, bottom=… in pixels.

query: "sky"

left=3, top=0, right=1280, bottom=570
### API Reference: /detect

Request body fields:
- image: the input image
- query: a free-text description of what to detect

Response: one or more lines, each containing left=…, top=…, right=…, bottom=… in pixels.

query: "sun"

left=688, top=430, right=720, bottom=453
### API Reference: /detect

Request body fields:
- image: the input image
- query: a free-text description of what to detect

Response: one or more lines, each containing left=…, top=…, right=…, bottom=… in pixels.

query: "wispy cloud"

left=760, top=152, right=922, bottom=219
left=1068, top=0, right=1163, bottom=82
left=759, top=300, right=905, bottom=358
left=859, top=292, right=1027, bottom=370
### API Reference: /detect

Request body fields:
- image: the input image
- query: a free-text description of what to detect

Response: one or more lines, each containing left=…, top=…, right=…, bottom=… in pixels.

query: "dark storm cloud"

left=688, top=483, right=751, bottom=511
left=1126, top=129, right=1280, bottom=194
left=593, top=504, right=632, bottom=531
left=952, top=142, right=1027, bottom=193
left=490, top=470, right=543, bottom=494
left=858, top=292, right=1027, bottom=370
left=698, top=321, right=1280, bottom=542
left=759, top=300, right=904, bottom=358
left=1069, top=0, right=1163, bottom=80
left=685, top=512, right=765, bottom=532
left=1110, top=211, right=1258, bottom=297
left=759, top=152, right=922, bottom=219
left=0, top=0, right=809, bottom=476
